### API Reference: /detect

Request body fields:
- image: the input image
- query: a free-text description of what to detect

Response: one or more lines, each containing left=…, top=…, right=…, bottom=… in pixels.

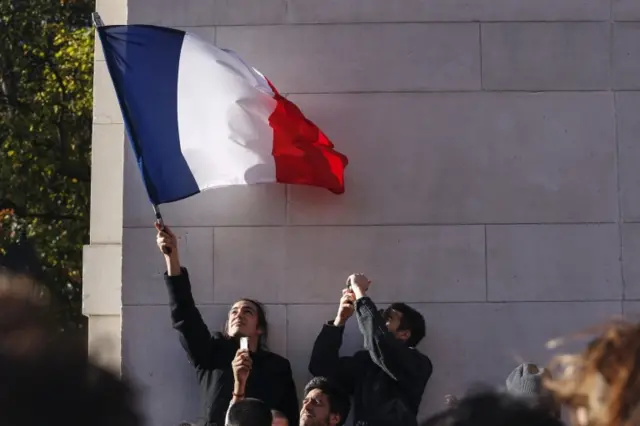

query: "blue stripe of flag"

left=98, top=25, right=200, bottom=205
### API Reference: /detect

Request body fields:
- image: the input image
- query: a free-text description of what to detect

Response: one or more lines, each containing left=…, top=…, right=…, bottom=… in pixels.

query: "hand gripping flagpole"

left=92, top=12, right=172, bottom=254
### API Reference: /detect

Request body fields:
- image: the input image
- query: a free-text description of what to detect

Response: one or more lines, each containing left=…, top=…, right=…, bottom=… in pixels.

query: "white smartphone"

left=240, top=337, right=249, bottom=351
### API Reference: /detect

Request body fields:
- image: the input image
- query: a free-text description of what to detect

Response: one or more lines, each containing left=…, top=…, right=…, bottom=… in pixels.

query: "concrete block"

left=122, top=304, right=287, bottom=426
left=127, top=0, right=216, bottom=26
left=487, top=225, right=622, bottom=302
left=93, top=61, right=122, bottom=124
left=482, top=23, right=610, bottom=90
left=94, top=0, right=128, bottom=61
left=613, top=23, right=640, bottom=89
left=96, top=0, right=127, bottom=25
left=122, top=227, right=214, bottom=305
left=88, top=315, right=122, bottom=374
left=213, top=226, right=486, bottom=304
left=122, top=147, right=286, bottom=227
left=94, top=30, right=104, bottom=62
left=623, top=301, right=640, bottom=318
left=216, top=24, right=481, bottom=93
left=123, top=305, right=212, bottom=426
left=415, top=301, right=621, bottom=417
left=90, top=124, right=125, bottom=244
left=82, top=244, right=122, bottom=316
left=287, top=92, right=616, bottom=225
left=617, top=93, right=640, bottom=221
left=622, top=225, right=640, bottom=300
left=128, top=0, right=288, bottom=26
left=127, top=0, right=610, bottom=25
left=287, top=0, right=610, bottom=23
left=213, top=227, right=287, bottom=304
left=614, top=0, right=640, bottom=21
left=263, top=304, right=288, bottom=358
left=212, top=0, right=287, bottom=25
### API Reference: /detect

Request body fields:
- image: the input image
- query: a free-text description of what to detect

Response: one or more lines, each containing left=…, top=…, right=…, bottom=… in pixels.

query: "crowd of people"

left=0, top=225, right=638, bottom=426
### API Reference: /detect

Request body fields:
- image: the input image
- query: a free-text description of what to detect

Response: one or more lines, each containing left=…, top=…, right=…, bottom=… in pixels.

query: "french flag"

left=97, top=25, right=349, bottom=205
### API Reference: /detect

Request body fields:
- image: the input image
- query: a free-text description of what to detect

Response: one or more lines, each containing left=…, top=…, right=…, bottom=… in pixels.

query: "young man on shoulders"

left=309, top=274, right=432, bottom=426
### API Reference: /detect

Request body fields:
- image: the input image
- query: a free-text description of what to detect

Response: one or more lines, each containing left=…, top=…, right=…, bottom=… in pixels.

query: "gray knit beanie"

left=505, top=363, right=545, bottom=397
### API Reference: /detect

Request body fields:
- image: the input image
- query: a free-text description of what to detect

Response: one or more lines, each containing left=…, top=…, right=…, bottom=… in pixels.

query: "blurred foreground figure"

left=422, top=390, right=562, bottom=426
left=0, top=271, right=142, bottom=426
left=546, top=320, right=640, bottom=426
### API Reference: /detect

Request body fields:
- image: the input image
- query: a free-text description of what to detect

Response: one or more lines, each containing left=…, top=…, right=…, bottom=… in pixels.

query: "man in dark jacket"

left=309, top=274, right=432, bottom=426
left=156, top=224, right=299, bottom=426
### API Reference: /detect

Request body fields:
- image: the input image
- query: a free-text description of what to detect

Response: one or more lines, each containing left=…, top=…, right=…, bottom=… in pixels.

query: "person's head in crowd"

left=0, top=271, right=142, bottom=426
left=301, top=377, right=350, bottom=426
left=380, top=302, right=427, bottom=347
left=506, top=363, right=560, bottom=418
left=272, top=409, right=289, bottom=426
left=224, top=298, right=269, bottom=350
left=225, top=398, right=273, bottom=426
left=546, top=320, right=640, bottom=426
left=422, top=390, right=563, bottom=426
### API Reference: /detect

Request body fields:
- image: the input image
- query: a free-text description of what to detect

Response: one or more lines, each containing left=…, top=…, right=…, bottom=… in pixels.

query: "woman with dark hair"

left=156, top=224, right=299, bottom=426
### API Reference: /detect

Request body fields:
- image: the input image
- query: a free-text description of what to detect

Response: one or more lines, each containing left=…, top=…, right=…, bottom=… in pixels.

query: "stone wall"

left=85, top=1, right=640, bottom=425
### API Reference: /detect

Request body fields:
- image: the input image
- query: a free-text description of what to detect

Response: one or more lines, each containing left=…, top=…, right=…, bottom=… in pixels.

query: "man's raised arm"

left=350, top=274, right=431, bottom=386
left=157, top=223, right=221, bottom=369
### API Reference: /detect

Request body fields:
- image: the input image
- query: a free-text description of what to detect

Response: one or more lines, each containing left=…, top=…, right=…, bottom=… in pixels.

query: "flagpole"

left=91, top=12, right=104, bottom=27
left=152, top=204, right=172, bottom=255
left=92, top=12, right=172, bottom=254
left=152, top=203, right=168, bottom=230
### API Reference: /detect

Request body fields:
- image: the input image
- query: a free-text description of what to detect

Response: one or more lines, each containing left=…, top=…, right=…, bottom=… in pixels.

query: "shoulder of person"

left=413, top=349, right=434, bottom=374
left=210, top=332, right=236, bottom=349
left=211, top=331, right=228, bottom=340
left=406, top=345, right=431, bottom=359
left=263, top=351, right=293, bottom=368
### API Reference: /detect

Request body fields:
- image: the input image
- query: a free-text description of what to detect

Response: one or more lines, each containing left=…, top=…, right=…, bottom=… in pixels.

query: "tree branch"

left=22, top=212, right=80, bottom=221
left=0, top=199, right=80, bottom=222
left=39, top=41, right=91, bottom=184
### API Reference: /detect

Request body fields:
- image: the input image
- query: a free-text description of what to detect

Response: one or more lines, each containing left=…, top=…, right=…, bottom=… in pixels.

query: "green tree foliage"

left=0, top=0, right=95, bottom=329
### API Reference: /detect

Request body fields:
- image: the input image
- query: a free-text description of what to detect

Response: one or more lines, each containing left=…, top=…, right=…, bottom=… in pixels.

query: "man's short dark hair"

left=421, top=390, right=562, bottom=426
left=226, top=398, right=273, bottom=426
left=387, top=302, right=426, bottom=347
left=304, top=377, right=351, bottom=426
